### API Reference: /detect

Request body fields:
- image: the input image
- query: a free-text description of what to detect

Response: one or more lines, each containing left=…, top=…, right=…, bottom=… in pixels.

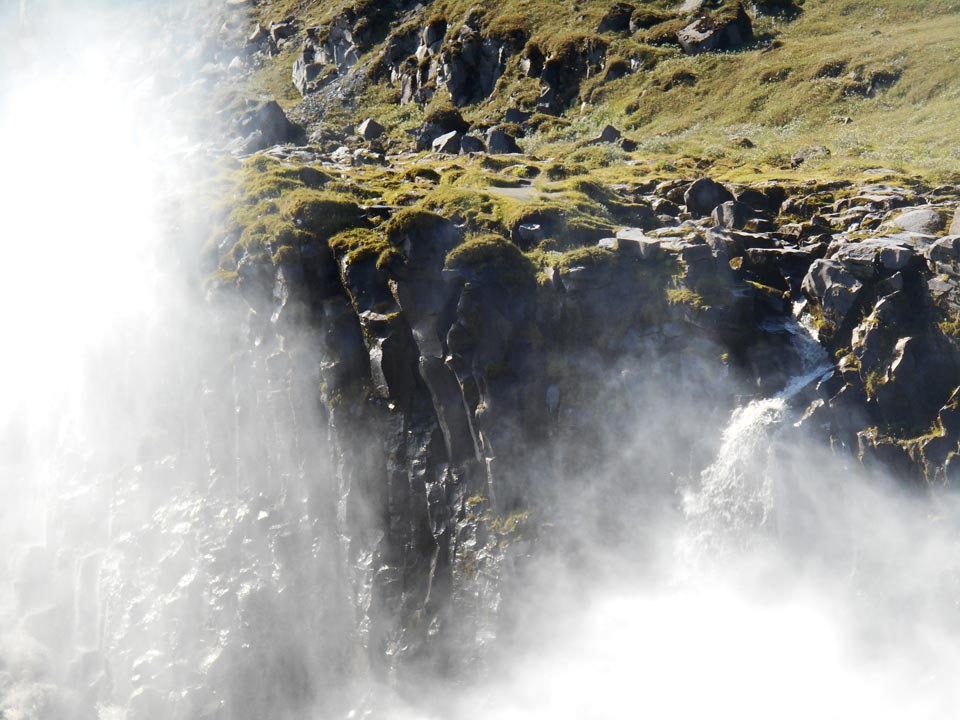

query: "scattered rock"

left=356, top=118, right=385, bottom=142
left=432, top=130, right=462, bottom=154
left=952, top=207, right=960, bottom=235
left=486, top=127, right=521, bottom=154
left=888, top=207, right=946, bottom=235
left=236, top=100, right=304, bottom=152
left=677, top=5, right=753, bottom=55
left=684, top=178, right=735, bottom=217
left=791, top=146, right=831, bottom=167
left=460, top=135, right=486, bottom=154
left=711, top=200, right=754, bottom=230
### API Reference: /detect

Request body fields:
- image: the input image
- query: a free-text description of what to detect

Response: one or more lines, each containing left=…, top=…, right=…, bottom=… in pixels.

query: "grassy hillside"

left=216, top=0, right=960, bottom=182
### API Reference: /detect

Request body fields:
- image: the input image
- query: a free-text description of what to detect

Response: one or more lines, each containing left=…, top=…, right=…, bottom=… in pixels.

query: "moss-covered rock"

left=278, top=189, right=364, bottom=236
left=445, top=234, right=537, bottom=286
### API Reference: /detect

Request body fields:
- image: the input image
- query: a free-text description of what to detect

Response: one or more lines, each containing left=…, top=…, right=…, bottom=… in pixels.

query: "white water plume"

left=683, top=314, right=832, bottom=557
left=3, top=4, right=960, bottom=720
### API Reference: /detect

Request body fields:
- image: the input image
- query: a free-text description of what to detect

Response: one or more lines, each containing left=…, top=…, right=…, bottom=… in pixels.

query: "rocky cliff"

left=191, top=0, right=960, bottom=698
left=5, top=1, right=960, bottom=718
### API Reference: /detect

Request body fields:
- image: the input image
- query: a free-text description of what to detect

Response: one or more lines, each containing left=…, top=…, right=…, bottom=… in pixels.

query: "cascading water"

left=683, top=311, right=832, bottom=558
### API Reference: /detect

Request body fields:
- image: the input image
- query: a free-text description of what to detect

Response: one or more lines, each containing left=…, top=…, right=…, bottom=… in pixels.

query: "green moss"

left=239, top=216, right=312, bottom=251
left=401, top=166, right=442, bottom=183
left=631, top=8, right=673, bottom=30
left=504, top=196, right=615, bottom=248
left=419, top=188, right=507, bottom=235
left=204, top=268, right=239, bottom=290
left=424, top=100, right=469, bottom=132
left=272, top=245, right=300, bottom=266
left=486, top=13, right=531, bottom=47
left=277, top=189, right=364, bottom=236
left=330, top=227, right=387, bottom=259
left=547, top=33, right=608, bottom=63
left=376, top=246, right=405, bottom=271
left=555, top=245, right=616, bottom=270
left=864, top=369, right=886, bottom=398
left=445, top=234, right=537, bottom=286
left=451, top=168, right=523, bottom=189
left=667, top=287, right=709, bottom=310
left=639, top=17, right=686, bottom=46
left=385, top=208, right=450, bottom=243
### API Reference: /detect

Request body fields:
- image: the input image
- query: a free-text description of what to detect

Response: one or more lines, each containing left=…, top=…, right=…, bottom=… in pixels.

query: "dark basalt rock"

left=801, top=259, right=864, bottom=335
left=486, top=126, right=521, bottom=154
left=432, top=130, right=462, bottom=154
left=598, top=2, right=635, bottom=34
left=711, top=200, right=754, bottom=230
left=236, top=100, right=305, bottom=152
left=356, top=117, right=385, bottom=141
left=213, top=165, right=960, bottom=689
left=678, top=4, right=753, bottom=55
left=685, top=178, right=735, bottom=217
left=459, top=134, right=486, bottom=154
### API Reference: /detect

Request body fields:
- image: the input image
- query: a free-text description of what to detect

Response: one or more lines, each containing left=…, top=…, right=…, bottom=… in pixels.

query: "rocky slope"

left=191, top=0, right=960, bottom=699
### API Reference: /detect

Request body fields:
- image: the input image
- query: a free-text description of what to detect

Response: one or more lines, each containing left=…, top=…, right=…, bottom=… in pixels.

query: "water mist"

left=2, top=3, right=960, bottom=720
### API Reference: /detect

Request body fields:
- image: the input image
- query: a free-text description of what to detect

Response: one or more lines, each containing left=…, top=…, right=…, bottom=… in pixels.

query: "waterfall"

left=682, top=312, right=832, bottom=558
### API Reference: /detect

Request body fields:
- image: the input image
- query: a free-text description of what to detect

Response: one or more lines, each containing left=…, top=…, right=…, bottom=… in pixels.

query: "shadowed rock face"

left=678, top=5, right=753, bottom=55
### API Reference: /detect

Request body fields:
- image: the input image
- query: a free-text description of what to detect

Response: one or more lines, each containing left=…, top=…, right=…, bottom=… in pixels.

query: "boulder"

left=486, top=127, right=521, bottom=154
left=614, top=228, right=662, bottom=259
left=735, top=185, right=787, bottom=215
left=677, top=5, right=753, bottom=55
left=237, top=101, right=305, bottom=152
left=590, top=125, right=622, bottom=144
left=927, top=236, right=960, bottom=266
left=504, top=107, right=532, bottom=124
left=413, top=110, right=469, bottom=151
left=889, top=207, right=946, bottom=235
left=684, top=178, right=735, bottom=217
left=270, top=20, right=296, bottom=44
left=802, top=259, right=864, bottom=331
left=459, top=135, right=486, bottom=154
left=711, top=200, right=753, bottom=230
left=432, top=130, right=462, bottom=154
left=356, top=118, right=385, bottom=141
left=829, top=238, right=914, bottom=279
left=952, top=207, right=960, bottom=235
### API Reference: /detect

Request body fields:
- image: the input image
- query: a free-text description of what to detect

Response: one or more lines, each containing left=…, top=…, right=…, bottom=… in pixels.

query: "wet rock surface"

left=7, top=2, right=960, bottom=718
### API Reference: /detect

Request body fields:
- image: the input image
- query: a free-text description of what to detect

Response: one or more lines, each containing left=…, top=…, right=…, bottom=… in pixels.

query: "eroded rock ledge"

left=203, top=145, right=960, bottom=672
